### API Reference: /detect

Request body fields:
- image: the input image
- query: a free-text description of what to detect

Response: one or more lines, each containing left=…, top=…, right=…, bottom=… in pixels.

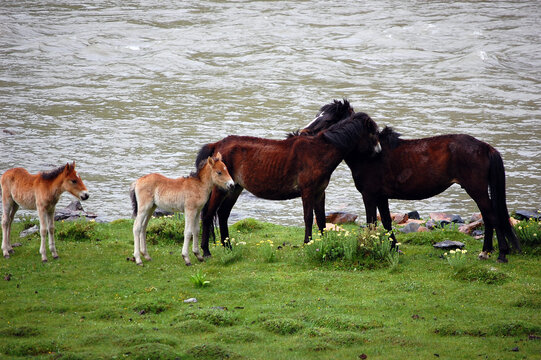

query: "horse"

left=130, top=152, right=234, bottom=266
left=1, top=162, right=89, bottom=262
left=302, top=116, right=521, bottom=263
left=196, top=102, right=381, bottom=257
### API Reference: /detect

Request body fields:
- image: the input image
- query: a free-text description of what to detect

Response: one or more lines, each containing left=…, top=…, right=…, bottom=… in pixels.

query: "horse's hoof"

left=195, top=254, right=205, bottom=262
left=478, top=251, right=490, bottom=260
left=497, top=257, right=508, bottom=263
left=3, top=254, right=10, bottom=259
left=53, top=255, right=59, bottom=260
left=136, top=262, right=144, bottom=267
left=8, top=249, right=14, bottom=254
left=185, top=262, right=192, bottom=267
left=42, top=259, right=48, bottom=263
left=144, top=256, right=152, bottom=261
left=203, top=253, right=212, bottom=259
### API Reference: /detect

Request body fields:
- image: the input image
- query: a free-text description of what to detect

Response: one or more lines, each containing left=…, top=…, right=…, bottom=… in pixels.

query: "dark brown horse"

left=302, top=116, right=521, bottom=263
left=196, top=102, right=380, bottom=257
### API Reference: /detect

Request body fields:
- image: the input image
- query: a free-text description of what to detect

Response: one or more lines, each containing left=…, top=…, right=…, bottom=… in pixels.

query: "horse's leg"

left=182, top=209, right=196, bottom=266
left=2, top=200, right=18, bottom=258
left=37, top=208, right=48, bottom=262
left=377, top=198, right=397, bottom=248
left=362, top=193, right=378, bottom=228
left=46, top=209, right=58, bottom=259
left=6, top=203, right=18, bottom=254
left=140, top=209, right=154, bottom=261
left=301, top=193, right=315, bottom=243
left=463, top=186, right=498, bottom=261
left=192, top=209, right=204, bottom=262
left=216, top=185, right=243, bottom=247
left=133, top=209, right=151, bottom=266
left=314, top=192, right=326, bottom=236
left=201, top=188, right=226, bottom=257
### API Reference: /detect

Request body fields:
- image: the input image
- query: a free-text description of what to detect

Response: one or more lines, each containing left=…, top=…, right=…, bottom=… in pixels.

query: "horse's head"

left=353, top=112, right=382, bottom=156
left=208, top=152, right=235, bottom=191
left=300, top=99, right=354, bottom=136
left=321, top=112, right=381, bottom=156
left=62, top=162, right=89, bottom=201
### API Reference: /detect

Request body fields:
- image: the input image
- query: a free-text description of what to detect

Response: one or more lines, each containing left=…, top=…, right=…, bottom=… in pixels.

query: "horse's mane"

left=287, top=99, right=354, bottom=138
left=379, top=126, right=401, bottom=149
left=321, top=112, right=377, bottom=153
left=40, top=165, right=66, bottom=180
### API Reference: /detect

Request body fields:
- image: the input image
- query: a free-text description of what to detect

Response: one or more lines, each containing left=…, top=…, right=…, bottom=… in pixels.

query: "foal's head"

left=300, top=99, right=355, bottom=136
left=60, top=162, right=89, bottom=201
left=207, top=153, right=235, bottom=191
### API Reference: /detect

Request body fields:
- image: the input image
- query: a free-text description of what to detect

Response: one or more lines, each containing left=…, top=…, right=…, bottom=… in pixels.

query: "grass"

left=0, top=217, right=540, bottom=359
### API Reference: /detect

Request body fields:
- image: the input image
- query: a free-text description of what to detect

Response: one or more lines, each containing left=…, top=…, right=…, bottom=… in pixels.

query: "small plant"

left=514, top=219, right=541, bottom=248
left=257, top=239, right=277, bottom=263
left=212, top=237, right=246, bottom=265
left=145, top=214, right=185, bottom=245
left=190, top=269, right=210, bottom=288
left=55, top=218, right=97, bottom=242
left=366, top=230, right=400, bottom=268
left=304, top=228, right=359, bottom=263
left=443, top=249, right=468, bottom=272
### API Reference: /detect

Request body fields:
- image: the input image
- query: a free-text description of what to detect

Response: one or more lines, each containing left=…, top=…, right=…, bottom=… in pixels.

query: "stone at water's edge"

left=400, top=222, right=420, bottom=234
left=514, top=209, right=541, bottom=221
left=433, top=240, right=465, bottom=250
left=54, top=200, right=98, bottom=221
left=325, top=212, right=357, bottom=224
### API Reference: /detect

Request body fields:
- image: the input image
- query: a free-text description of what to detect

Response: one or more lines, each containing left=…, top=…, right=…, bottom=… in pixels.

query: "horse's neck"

left=45, top=175, right=67, bottom=205
left=195, top=164, right=215, bottom=195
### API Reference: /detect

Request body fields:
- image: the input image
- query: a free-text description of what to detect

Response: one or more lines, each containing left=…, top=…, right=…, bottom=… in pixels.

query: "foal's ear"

left=207, top=156, right=215, bottom=166
left=215, top=152, right=222, bottom=161
left=65, top=162, right=75, bottom=173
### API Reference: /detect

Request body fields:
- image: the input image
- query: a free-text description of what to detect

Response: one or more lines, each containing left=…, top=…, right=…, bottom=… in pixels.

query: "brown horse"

left=196, top=103, right=381, bottom=257
left=302, top=115, right=521, bottom=262
left=130, top=153, right=234, bottom=266
left=1, top=162, right=89, bottom=262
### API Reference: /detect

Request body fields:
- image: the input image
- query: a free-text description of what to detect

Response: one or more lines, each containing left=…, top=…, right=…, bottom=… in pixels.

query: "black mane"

left=40, top=165, right=65, bottom=180
left=287, top=99, right=354, bottom=138
left=379, top=126, right=401, bottom=149
left=322, top=112, right=376, bottom=153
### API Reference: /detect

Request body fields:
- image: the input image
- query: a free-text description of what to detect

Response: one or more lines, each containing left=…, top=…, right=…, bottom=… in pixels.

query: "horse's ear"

left=207, top=156, right=215, bottom=166
left=71, top=161, right=76, bottom=169
left=64, top=162, right=71, bottom=173
left=215, top=152, right=222, bottom=161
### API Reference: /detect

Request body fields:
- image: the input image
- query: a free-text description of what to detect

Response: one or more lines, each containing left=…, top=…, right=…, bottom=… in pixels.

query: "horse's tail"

left=488, top=149, right=521, bottom=252
left=195, top=143, right=216, bottom=170
left=129, top=181, right=138, bottom=218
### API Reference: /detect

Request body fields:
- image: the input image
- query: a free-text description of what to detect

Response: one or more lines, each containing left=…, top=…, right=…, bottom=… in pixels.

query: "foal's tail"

left=129, top=182, right=138, bottom=218
left=488, top=149, right=521, bottom=252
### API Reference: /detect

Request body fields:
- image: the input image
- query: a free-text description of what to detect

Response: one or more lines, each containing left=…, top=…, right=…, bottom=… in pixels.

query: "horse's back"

left=1, top=167, right=38, bottom=209
left=134, top=173, right=190, bottom=213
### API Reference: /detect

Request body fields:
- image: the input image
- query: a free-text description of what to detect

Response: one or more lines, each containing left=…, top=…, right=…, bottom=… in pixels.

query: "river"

left=1, top=0, right=540, bottom=225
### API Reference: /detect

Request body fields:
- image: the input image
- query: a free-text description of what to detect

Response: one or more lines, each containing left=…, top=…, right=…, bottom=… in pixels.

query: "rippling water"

left=1, top=1, right=540, bottom=225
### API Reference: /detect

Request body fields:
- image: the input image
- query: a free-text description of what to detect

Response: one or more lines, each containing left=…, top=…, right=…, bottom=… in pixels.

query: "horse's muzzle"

left=80, top=192, right=90, bottom=201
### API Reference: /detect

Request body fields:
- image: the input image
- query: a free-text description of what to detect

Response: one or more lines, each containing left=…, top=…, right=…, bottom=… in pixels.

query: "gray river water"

left=1, top=1, right=540, bottom=225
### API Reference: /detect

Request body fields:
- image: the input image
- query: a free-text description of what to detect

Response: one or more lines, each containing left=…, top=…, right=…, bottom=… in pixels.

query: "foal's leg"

left=182, top=209, right=196, bottom=266
left=140, top=210, right=154, bottom=261
left=2, top=200, right=18, bottom=258
left=133, top=210, right=151, bottom=266
left=47, top=209, right=59, bottom=259
left=192, top=210, right=204, bottom=262
left=37, top=208, right=49, bottom=262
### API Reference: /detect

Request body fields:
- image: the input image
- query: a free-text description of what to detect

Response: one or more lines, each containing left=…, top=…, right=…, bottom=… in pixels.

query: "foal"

left=130, top=153, right=234, bottom=266
left=1, top=162, right=89, bottom=262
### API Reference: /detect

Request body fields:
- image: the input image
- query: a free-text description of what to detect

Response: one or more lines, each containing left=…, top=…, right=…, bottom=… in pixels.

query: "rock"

left=449, top=214, right=464, bottom=224
left=54, top=200, right=98, bottom=221
left=514, top=209, right=541, bottom=221
left=407, top=211, right=421, bottom=220
left=426, top=219, right=437, bottom=230
left=471, top=229, right=484, bottom=238
left=153, top=208, right=174, bottom=218
left=3, top=129, right=16, bottom=135
left=183, top=297, right=198, bottom=303
left=458, top=219, right=484, bottom=235
left=325, top=212, right=357, bottom=224
left=429, top=212, right=463, bottom=224
left=469, top=213, right=482, bottom=223
left=391, top=213, right=409, bottom=224
left=400, top=222, right=420, bottom=233
left=19, top=225, right=39, bottom=238
left=433, top=240, right=465, bottom=250
left=418, top=226, right=429, bottom=232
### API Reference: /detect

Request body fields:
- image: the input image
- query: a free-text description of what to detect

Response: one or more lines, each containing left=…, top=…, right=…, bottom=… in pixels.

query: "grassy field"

left=0, top=216, right=540, bottom=359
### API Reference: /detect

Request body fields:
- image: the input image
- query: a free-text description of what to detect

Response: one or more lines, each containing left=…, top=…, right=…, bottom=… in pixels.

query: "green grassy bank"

left=0, top=217, right=540, bottom=359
